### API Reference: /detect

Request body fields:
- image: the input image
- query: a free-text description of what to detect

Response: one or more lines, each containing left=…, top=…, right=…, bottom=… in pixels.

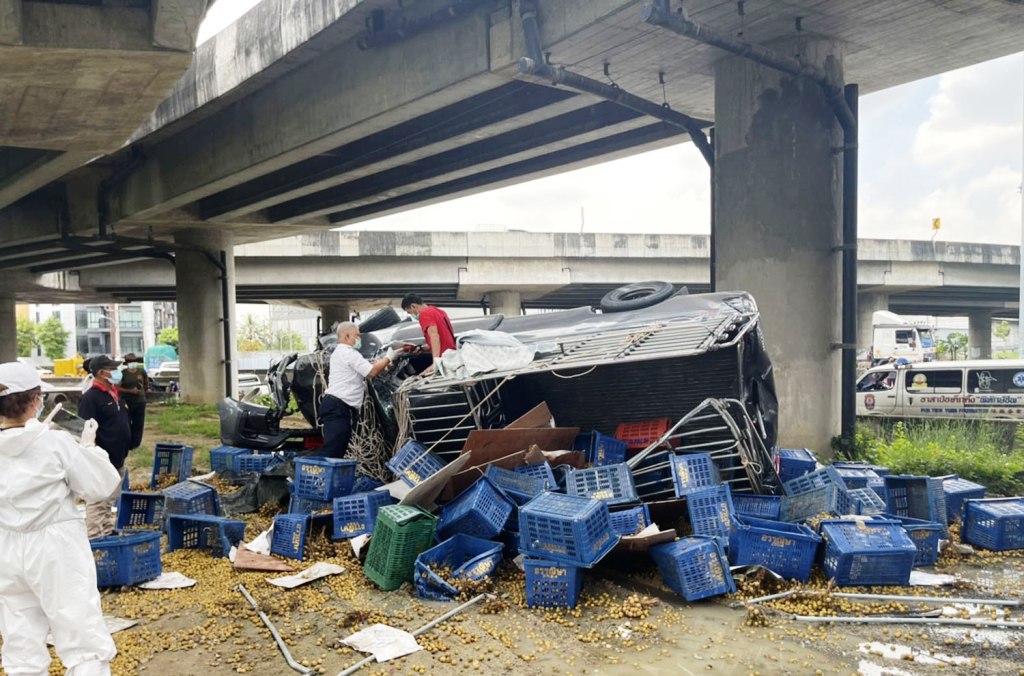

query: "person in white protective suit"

left=0, top=362, right=121, bottom=676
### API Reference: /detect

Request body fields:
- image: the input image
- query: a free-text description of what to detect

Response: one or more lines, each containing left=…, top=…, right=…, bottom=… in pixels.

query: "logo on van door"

left=1013, top=372, right=1024, bottom=388
left=864, top=395, right=876, bottom=411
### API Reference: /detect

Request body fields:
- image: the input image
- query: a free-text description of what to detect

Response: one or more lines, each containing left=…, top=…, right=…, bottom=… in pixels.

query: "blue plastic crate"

left=783, top=466, right=843, bottom=496
left=115, top=492, right=166, bottom=530
left=352, top=474, right=385, bottom=494
left=332, top=490, right=395, bottom=539
left=820, top=519, right=917, bottom=586
left=728, top=516, right=822, bottom=581
left=608, top=504, right=651, bottom=537
left=732, top=493, right=782, bottom=521
left=388, top=439, right=445, bottom=487
left=514, top=462, right=558, bottom=490
left=414, top=534, right=503, bottom=601
left=294, top=457, right=357, bottom=501
left=669, top=453, right=721, bottom=497
left=884, top=475, right=935, bottom=522
left=288, top=495, right=333, bottom=514
left=781, top=484, right=845, bottom=522
left=233, top=453, right=280, bottom=475
left=573, top=431, right=627, bottom=467
left=150, top=442, right=194, bottom=489
left=686, top=484, right=735, bottom=539
left=167, top=514, right=246, bottom=558
left=485, top=465, right=547, bottom=506
left=438, top=477, right=515, bottom=540
left=943, top=478, right=985, bottom=522
left=774, top=448, right=817, bottom=483
left=848, top=487, right=886, bottom=515
left=210, top=445, right=250, bottom=473
left=833, top=461, right=890, bottom=477
left=163, top=480, right=220, bottom=518
left=271, top=513, right=311, bottom=560
left=519, top=492, right=618, bottom=567
left=523, top=558, right=585, bottom=608
left=881, top=514, right=942, bottom=567
left=834, top=466, right=880, bottom=490
left=929, top=478, right=949, bottom=534
left=91, top=530, right=163, bottom=587
left=565, top=463, right=638, bottom=506
left=962, top=498, right=1024, bottom=551
left=552, top=464, right=571, bottom=491
left=651, top=536, right=736, bottom=601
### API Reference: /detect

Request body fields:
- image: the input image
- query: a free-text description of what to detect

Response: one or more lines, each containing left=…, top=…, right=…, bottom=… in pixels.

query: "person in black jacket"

left=78, top=355, right=132, bottom=538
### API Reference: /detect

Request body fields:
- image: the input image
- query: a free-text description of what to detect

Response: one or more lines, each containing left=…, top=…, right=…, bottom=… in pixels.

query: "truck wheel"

left=358, top=307, right=401, bottom=333
left=600, top=281, right=675, bottom=313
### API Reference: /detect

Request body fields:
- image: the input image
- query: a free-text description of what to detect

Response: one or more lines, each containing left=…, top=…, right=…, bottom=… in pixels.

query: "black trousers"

left=319, top=395, right=356, bottom=459
left=125, top=398, right=146, bottom=450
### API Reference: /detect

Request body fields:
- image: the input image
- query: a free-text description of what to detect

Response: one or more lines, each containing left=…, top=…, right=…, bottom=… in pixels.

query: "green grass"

left=839, top=420, right=1024, bottom=496
left=125, top=402, right=221, bottom=475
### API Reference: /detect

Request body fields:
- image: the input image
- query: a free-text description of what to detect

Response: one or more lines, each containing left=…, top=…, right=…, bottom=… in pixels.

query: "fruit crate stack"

left=518, top=492, right=618, bottom=567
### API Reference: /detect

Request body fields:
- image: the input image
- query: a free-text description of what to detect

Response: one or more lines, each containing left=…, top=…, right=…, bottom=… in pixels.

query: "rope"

left=346, top=389, right=391, bottom=482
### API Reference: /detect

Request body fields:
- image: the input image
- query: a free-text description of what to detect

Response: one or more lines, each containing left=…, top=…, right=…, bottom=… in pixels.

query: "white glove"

left=80, top=418, right=98, bottom=447
left=385, top=346, right=402, bottom=362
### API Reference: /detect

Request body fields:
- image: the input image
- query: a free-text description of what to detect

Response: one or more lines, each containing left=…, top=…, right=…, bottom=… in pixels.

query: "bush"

left=841, top=421, right=1024, bottom=496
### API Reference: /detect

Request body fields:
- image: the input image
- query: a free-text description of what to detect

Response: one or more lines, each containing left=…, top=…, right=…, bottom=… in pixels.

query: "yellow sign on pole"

left=932, top=217, right=941, bottom=231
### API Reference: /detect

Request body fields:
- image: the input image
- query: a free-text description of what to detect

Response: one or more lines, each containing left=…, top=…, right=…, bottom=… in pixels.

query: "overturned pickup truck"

left=219, top=287, right=781, bottom=495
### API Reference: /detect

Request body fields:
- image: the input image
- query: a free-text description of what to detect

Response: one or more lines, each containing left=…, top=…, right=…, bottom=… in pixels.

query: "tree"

left=238, top=339, right=265, bottom=352
left=941, top=332, right=969, bottom=361
left=995, top=320, right=1011, bottom=341
left=158, top=327, right=179, bottom=349
left=36, top=317, right=70, bottom=360
left=238, top=314, right=271, bottom=349
left=270, top=329, right=306, bottom=351
left=16, top=318, right=36, bottom=357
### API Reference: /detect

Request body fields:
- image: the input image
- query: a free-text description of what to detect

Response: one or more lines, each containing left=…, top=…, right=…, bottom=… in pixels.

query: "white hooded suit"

left=0, top=418, right=121, bottom=675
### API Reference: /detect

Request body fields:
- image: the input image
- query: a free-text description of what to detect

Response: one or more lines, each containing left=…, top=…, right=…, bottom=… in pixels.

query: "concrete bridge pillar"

left=969, top=310, right=993, bottom=359
left=858, top=292, right=889, bottom=357
left=714, top=38, right=844, bottom=452
left=320, top=305, right=352, bottom=333
left=174, top=229, right=237, bottom=403
left=0, top=293, right=15, bottom=363
left=487, top=290, right=523, bottom=316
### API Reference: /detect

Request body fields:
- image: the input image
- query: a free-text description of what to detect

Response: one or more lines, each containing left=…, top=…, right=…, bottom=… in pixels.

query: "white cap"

left=0, top=362, right=55, bottom=397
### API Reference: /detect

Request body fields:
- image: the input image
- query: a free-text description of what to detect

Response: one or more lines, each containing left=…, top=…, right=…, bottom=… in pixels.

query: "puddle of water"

left=857, top=660, right=914, bottom=676
left=858, top=641, right=973, bottom=667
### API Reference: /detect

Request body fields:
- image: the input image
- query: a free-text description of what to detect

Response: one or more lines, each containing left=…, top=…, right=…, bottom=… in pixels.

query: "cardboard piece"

left=461, top=428, right=579, bottom=457
left=234, top=546, right=297, bottom=573
left=506, top=402, right=555, bottom=430
left=399, top=452, right=471, bottom=510
left=613, top=526, right=677, bottom=553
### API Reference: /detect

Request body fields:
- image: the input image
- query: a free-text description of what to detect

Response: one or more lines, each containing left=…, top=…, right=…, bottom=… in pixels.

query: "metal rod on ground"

left=336, top=593, right=492, bottom=676
left=787, top=614, right=1024, bottom=629
left=736, top=589, right=1022, bottom=608
left=236, top=584, right=315, bottom=676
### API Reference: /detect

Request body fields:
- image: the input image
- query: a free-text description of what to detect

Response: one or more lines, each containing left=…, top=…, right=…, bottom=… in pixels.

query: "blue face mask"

left=109, top=370, right=124, bottom=385
left=353, top=338, right=363, bottom=351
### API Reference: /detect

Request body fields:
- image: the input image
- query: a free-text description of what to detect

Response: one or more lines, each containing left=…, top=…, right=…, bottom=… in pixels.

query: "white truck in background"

left=869, top=311, right=937, bottom=365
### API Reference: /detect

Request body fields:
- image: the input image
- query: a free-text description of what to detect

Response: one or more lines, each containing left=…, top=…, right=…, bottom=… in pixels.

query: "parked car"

left=149, top=360, right=180, bottom=389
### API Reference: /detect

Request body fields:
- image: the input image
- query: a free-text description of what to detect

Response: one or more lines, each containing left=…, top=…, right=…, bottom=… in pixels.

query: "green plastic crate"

left=364, top=505, right=438, bottom=591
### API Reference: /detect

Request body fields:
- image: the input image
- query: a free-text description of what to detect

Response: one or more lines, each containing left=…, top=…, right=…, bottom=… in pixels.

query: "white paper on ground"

left=351, top=534, right=370, bottom=559
left=47, top=617, right=137, bottom=645
left=138, top=572, right=197, bottom=590
left=909, top=571, right=957, bottom=586
left=266, top=562, right=346, bottom=589
left=343, top=623, right=422, bottom=663
left=228, top=546, right=237, bottom=563
left=245, top=528, right=273, bottom=556
left=193, top=471, right=216, bottom=482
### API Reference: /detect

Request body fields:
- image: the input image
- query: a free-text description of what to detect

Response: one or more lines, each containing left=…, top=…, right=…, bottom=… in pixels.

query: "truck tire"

left=600, top=281, right=675, bottom=313
left=358, top=307, right=401, bottom=333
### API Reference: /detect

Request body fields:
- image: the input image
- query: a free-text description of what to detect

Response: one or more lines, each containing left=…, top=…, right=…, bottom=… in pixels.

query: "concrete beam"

left=0, top=150, right=98, bottom=211
left=858, top=292, right=888, bottom=355
left=969, top=310, right=993, bottom=360
left=486, top=290, right=522, bottom=316
left=152, top=0, right=207, bottom=52
left=0, top=0, right=21, bottom=46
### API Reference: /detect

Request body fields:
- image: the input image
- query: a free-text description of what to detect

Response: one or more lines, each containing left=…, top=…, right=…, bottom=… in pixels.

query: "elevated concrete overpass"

left=2, top=0, right=1022, bottom=450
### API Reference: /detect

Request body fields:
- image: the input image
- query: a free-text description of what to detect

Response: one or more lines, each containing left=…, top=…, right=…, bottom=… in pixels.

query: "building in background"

left=25, top=302, right=177, bottom=360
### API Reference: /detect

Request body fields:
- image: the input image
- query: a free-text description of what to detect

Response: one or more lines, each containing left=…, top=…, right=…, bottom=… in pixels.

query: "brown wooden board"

left=461, top=428, right=579, bottom=456
left=506, top=402, right=555, bottom=429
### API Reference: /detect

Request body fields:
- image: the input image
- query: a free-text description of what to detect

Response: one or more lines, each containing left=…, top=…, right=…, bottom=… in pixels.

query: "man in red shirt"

left=401, top=293, right=456, bottom=369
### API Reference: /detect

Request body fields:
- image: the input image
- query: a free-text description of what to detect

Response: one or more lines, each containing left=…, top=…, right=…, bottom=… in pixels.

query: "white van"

left=870, top=311, right=936, bottom=364
left=856, top=360, right=1024, bottom=421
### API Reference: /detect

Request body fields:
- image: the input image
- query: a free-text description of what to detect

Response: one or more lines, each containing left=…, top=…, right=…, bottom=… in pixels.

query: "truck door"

left=856, top=369, right=898, bottom=416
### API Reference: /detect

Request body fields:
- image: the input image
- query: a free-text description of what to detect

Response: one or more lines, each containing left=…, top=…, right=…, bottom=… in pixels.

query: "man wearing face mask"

left=319, top=322, right=401, bottom=459
left=118, top=353, right=149, bottom=450
left=77, top=355, right=132, bottom=538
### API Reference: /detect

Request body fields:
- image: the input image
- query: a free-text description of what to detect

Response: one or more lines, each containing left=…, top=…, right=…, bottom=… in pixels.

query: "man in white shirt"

left=320, top=322, right=401, bottom=458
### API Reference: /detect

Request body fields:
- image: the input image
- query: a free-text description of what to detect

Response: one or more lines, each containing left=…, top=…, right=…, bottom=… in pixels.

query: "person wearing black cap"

left=78, top=355, right=132, bottom=538
left=118, top=353, right=149, bottom=450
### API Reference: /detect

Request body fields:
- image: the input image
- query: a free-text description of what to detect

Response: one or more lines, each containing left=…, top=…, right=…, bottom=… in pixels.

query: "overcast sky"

left=198, top=3, right=1024, bottom=245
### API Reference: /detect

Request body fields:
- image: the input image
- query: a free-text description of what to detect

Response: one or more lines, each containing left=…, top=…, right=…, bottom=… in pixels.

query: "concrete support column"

left=319, top=304, right=352, bottom=332
left=0, top=293, right=16, bottom=363
left=858, top=292, right=889, bottom=357
left=487, top=290, right=522, bottom=316
left=714, top=38, right=844, bottom=452
left=174, top=229, right=237, bottom=403
left=968, top=310, right=993, bottom=359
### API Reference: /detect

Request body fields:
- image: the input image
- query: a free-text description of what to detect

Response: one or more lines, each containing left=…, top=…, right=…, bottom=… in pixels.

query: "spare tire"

left=358, top=306, right=401, bottom=333
left=600, top=281, right=675, bottom=313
